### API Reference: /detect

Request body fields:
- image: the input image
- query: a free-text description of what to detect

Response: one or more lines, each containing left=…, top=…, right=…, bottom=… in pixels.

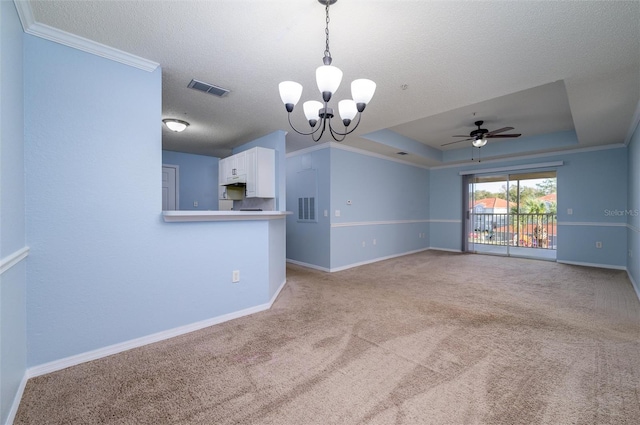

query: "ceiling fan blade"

left=441, top=138, right=472, bottom=146
left=452, top=135, right=471, bottom=137
left=485, top=126, right=514, bottom=136
left=486, top=133, right=521, bottom=138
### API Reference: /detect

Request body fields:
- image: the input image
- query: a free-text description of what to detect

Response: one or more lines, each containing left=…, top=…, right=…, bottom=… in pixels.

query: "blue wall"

left=24, top=35, right=284, bottom=368
left=429, top=166, right=463, bottom=251
left=286, top=147, right=331, bottom=269
left=627, top=115, right=640, bottom=295
left=286, top=144, right=429, bottom=271
left=0, top=2, right=27, bottom=423
left=162, top=150, right=219, bottom=210
left=430, top=146, right=629, bottom=267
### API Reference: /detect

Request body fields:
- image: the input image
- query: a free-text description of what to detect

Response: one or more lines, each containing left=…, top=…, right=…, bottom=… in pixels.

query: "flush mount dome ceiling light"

left=162, top=119, right=190, bottom=133
left=278, top=0, right=376, bottom=142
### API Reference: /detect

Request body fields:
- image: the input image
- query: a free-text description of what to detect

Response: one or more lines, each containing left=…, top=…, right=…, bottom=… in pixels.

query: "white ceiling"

left=23, top=0, right=640, bottom=166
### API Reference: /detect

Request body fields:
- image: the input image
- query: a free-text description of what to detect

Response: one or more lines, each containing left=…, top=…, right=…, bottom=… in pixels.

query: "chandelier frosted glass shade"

left=279, top=81, right=303, bottom=112
left=316, top=65, right=343, bottom=100
left=303, top=101, right=323, bottom=123
left=351, top=79, right=376, bottom=110
left=338, top=100, right=357, bottom=122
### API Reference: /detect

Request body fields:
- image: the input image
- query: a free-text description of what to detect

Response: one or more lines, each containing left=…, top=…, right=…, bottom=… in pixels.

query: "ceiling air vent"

left=397, top=151, right=408, bottom=155
left=188, top=79, right=230, bottom=97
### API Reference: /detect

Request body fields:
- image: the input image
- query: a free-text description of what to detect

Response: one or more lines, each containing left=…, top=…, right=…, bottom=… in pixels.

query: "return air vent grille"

left=188, top=79, right=230, bottom=97
left=298, top=197, right=316, bottom=222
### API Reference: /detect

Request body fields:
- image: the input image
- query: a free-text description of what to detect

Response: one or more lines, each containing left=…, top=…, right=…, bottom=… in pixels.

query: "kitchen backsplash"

left=233, top=197, right=275, bottom=211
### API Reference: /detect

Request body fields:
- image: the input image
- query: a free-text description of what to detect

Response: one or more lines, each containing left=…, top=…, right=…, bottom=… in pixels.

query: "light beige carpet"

left=15, top=251, right=640, bottom=424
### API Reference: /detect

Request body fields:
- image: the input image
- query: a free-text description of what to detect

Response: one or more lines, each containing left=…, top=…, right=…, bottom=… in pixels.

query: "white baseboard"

left=0, top=246, right=29, bottom=276
left=289, top=248, right=462, bottom=273
left=428, top=247, right=463, bottom=253
left=286, top=259, right=331, bottom=272
left=6, top=373, right=28, bottom=425
left=329, top=248, right=430, bottom=272
left=269, top=278, right=287, bottom=305
left=27, top=280, right=287, bottom=379
left=556, top=260, right=627, bottom=271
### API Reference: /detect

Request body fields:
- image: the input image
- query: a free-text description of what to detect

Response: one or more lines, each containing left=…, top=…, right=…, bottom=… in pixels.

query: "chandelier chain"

left=324, top=1, right=331, bottom=61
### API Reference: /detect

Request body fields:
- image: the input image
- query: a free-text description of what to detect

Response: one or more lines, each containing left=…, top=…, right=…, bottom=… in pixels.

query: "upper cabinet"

left=220, top=147, right=275, bottom=199
left=228, top=150, right=247, bottom=178
left=246, top=147, right=275, bottom=198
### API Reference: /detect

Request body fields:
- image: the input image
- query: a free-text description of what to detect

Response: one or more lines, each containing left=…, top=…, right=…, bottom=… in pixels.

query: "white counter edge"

left=162, top=211, right=292, bottom=222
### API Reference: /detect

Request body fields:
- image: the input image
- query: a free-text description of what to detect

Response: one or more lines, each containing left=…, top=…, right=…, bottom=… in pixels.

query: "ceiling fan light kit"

left=472, top=136, right=488, bottom=148
left=278, top=0, right=376, bottom=142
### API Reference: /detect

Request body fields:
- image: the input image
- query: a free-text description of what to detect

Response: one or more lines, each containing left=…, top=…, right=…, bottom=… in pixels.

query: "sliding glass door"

left=465, top=171, right=557, bottom=260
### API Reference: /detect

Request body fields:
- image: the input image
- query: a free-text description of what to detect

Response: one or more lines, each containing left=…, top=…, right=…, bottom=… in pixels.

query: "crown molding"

left=286, top=141, right=430, bottom=170
left=624, top=99, right=640, bottom=146
left=13, top=0, right=159, bottom=72
left=431, top=142, right=627, bottom=170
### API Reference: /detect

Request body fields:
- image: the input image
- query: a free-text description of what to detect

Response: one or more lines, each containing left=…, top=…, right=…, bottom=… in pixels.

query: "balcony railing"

left=469, top=213, right=557, bottom=250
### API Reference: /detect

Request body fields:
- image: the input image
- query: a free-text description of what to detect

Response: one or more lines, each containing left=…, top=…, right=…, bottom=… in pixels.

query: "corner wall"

left=286, top=146, right=331, bottom=269
left=24, top=34, right=284, bottom=370
left=286, top=144, right=429, bottom=271
left=0, top=1, right=27, bottom=423
left=627, top=111, right=640, bottom=295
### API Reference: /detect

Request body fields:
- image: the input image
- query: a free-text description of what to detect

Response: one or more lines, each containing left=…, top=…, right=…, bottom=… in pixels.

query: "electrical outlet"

left=567, top=208, right=573, bottom=215
left=362, top=241, right=366, bottom=247
left=373, top=239, right=377, bottom=245
left=335, top=210, right=341, bottom=217
left=324, top=209, right=328, bottom=217
left=193, top=201, right=198, bottom=207
left=629, top=249, right=633, bottom=258
left=595, top=241, right=602, bottom=249
left=232, top=270, right=240, bottom=283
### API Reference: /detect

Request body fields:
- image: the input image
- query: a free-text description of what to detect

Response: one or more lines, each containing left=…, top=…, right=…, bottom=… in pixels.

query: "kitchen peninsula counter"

left=162, top=210, right=291, bottom=222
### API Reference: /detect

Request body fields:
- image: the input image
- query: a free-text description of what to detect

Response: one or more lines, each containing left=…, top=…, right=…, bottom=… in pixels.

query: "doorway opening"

left=464, top=171, right=557, bottom=260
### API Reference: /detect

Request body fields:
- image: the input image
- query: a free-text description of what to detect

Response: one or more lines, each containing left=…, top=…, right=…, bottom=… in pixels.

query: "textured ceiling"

left=24, top=0, right=640, bottom=166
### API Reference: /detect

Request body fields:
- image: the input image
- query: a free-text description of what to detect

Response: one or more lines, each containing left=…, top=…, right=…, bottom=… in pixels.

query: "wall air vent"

left=188, top=79, right=230, bottom=97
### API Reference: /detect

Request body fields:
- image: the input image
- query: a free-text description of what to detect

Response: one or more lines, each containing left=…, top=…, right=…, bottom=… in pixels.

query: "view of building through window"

left=468, top=171, right=557, bottom=259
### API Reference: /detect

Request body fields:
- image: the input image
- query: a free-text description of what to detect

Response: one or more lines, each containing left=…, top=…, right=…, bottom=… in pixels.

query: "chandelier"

left=278, top=0, right=376, bottom=142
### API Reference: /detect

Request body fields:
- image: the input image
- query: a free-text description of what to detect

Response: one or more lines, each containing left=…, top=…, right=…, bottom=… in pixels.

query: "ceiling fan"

left=441, top=120, right=521, bottom=148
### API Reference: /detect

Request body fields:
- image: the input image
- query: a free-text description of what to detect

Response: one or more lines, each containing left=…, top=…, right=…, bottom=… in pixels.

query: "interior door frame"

left=162, top=164, right=179, bottom=211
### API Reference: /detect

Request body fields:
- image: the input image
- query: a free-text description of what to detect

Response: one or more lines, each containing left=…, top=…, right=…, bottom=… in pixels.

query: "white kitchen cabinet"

left=227, top=150, right=246, bottom=179
left=245, top=147, right=275, bottom=198
left=219, top=147, right=275, bottom=199
left=218, top=157, right=227, bottom=200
